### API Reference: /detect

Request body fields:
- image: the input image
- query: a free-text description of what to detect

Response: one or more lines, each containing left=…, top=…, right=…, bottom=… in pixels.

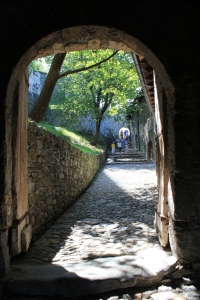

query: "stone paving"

left=23, top=159, right=159, bottom=263
left=4, top=156, right=200, bottom=299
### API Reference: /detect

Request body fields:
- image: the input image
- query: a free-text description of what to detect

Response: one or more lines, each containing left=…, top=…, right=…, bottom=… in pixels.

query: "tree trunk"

left=29, top=51, right=118, bottom=123
left=91, top=120, right=101, bottom=146
left=28, top=53, right=66, bottom=123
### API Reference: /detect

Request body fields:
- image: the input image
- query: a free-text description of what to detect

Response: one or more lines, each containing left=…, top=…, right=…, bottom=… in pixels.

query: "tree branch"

left=57, top=50, right=119, bottom=79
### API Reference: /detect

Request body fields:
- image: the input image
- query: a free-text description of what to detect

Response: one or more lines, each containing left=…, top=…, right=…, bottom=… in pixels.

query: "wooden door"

left=154, top=131, right=169, bottom=247
left=153, top=72, right=169, bottom=248
left=12, top=69, right=29, bottom=256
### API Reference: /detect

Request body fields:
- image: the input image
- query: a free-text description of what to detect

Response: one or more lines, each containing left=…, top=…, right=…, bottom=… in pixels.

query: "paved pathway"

left=3, top=157, right=200, bottom=299
left=6, top=158, right=200, bottom=299
left=23, top=160, right=159, bottom=263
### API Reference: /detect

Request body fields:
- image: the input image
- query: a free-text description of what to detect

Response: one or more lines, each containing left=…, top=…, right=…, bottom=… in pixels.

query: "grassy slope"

left=39, top=122, right=105, bottom=155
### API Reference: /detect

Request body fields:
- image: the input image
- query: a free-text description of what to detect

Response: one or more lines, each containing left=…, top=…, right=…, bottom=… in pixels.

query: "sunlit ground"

left=25, top=162, right=160, bottom=264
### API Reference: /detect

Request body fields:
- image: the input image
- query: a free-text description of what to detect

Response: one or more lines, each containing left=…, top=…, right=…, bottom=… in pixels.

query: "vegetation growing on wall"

left=39, top=121, right=105, bottom=154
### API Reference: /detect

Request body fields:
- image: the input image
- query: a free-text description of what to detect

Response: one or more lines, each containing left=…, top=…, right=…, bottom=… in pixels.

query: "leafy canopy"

left=49, top=49, right=141, bottom=123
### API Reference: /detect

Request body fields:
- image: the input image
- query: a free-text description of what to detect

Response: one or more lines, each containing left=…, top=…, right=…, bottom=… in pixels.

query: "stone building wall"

left=28, top=71, right=47, bottom=113
left=130, top=97, right=155, bottom=160
left=27, top=120, right=106, bottom=240
left=28, top=72, right=128, bottom=138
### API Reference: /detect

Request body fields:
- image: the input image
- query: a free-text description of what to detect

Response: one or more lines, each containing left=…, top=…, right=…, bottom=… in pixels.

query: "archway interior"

left=25, top=35, right=162, bottom=257
left=3, top=26, right=171, bottom=277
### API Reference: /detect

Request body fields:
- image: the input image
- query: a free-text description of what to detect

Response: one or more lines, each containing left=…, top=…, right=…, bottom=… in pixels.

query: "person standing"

left=111, top=141, right=115, bottom=155
left=125, top=139, right=129, bottom=155
left=117, top=140, right=122, bottom=156
left=121, top=139, right=125, bottom=151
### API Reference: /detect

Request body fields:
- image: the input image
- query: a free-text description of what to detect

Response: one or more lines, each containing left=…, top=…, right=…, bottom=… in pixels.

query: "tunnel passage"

left=20, top=157, right=159, bottom=264
left=18, top=28, right=171, bottom=248
left=1, top=2, right=200, bottom=277
left=0, top=25, right=187, bottom=273
left=4, top=158, right=177, bottom=298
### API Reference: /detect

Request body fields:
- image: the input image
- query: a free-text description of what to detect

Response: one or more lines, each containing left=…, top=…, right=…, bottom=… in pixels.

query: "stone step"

left=107, top=152, right=147, bottom=160
left=3, top=247, right=177, bottom=298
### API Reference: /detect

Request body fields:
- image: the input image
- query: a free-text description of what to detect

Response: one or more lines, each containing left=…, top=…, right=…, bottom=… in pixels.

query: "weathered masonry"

left=130, top=54, right=156, bottom=160
left=132, top=54, right=169, bottom=248
left=0, top=1, right=200, bottom=279
left=28, top=120, right=106, bottom=241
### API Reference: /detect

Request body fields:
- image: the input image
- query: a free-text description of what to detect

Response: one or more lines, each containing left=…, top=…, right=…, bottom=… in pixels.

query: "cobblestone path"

left=5, top=159, right=200, bottom=299
left=24, top=161, right=159, bottom=263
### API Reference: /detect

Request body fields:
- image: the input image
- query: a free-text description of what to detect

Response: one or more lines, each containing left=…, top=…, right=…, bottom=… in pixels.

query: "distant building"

left=129, top=95, right=155, bottom=160
left=128, top=54, right=156, bottom=160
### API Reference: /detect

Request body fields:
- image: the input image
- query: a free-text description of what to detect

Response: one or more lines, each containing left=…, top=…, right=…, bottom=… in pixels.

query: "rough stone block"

left=151, top=291, right=186, bottom=299
left=27, top=132, right=36, bottom=143
left=38, top=201, right=46, bottom=212
left=27, top=122, right=106, bottom=240
left=29, top=204, right=38, bottom=215
left=28, top=148, right=37, bottom=162
left=39, top=176, right=52, bottom=186
left=52, top=42, right=66, bottom=54
left=28, top=181, right=35, bottom=194
left=29, top=191, right=41, bottom=205
left=46, top=197, right=53, bottom=205
left=21, top=224, right=32, bottom=252
left=29, top=121, right=38, bottom=133
left=37, top=139, right=43, bottom=149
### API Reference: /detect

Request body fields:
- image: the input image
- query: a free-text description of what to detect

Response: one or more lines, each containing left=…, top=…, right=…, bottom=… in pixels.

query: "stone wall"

left=28, top=71, right=47, bottom=113
left=27, top=120, right=106, bottom=240
left=130, top=97, right=155, bottom=160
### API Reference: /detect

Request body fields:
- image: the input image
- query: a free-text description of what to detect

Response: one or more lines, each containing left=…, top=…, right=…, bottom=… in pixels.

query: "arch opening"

left=119, top=127, right=130, bottom=140
left=2, top=25, right=175, bottom=277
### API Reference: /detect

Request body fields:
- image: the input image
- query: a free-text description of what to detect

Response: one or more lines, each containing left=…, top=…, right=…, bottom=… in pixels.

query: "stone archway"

left=2, top=26, right=174, bottom=276
left=0, top=26, right=173, bottom=276
left=1, top=24, right=189, bottom=277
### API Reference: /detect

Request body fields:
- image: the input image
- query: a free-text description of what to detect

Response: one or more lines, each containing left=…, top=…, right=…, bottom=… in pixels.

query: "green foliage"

left=39, top=121, right=105, bottom=154
left=48, top=50, right=141, bottom=125
left=29, top=50, right=141, bottom=144
left=126, top=99, right=146, bottom=114
left=28, top=57, right=53, bottom=75
left=125, top=89, right=146, bottom=119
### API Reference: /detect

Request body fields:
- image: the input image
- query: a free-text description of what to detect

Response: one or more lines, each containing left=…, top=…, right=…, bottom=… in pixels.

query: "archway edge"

left=4, top=25, right=175, bottom=231
left=11, top=25, right=173, bottom=95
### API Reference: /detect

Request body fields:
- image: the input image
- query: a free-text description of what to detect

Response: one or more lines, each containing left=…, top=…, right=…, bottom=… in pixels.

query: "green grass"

left=38, top=121, right=105, bottom=155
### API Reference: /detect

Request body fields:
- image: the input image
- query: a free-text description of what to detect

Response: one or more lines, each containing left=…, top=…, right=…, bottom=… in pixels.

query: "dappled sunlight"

left=8, top=161, right=178, bottom=298
left=38, top=121, right=104, bottom=154
left=25, top=162, right=160, bottom=267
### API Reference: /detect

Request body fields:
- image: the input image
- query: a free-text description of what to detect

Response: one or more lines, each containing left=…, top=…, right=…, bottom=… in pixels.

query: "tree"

left=28, top=51, right=118, bottom=123
left=125, top=88, right=146, bottom=120
left=51, top=50, right=141, bottom=145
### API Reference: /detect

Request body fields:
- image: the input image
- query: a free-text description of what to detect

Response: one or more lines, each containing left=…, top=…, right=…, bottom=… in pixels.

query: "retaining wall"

left=27, top=121, right=106, bottom=240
